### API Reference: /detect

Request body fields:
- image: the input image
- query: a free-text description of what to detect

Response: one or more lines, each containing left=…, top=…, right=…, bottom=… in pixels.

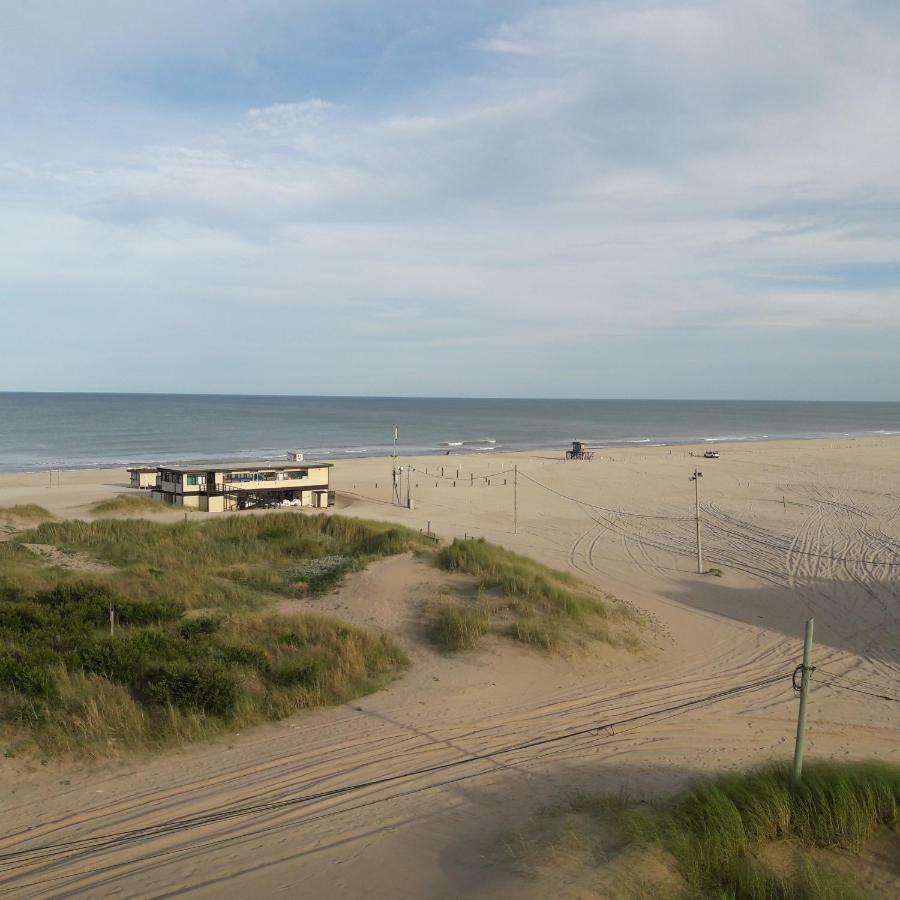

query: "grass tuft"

left=0, top=505, right=53, bottom=523
left=89, top=494, right=167, bottom=515
left=428, top=602, right=492, bottom=651
left=518, top=760, right=900, bottom=898
left=434, top=538, right=639, bottom=652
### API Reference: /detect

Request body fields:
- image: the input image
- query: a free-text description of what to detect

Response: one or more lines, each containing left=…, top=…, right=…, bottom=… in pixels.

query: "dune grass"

left=509, top=761, right=900, bottom=899
left=89, top=494, right=167, bottom=515
left=0, top=580, right=408, bottom=757
left=15, top=513, right=430, bottom=609
left=428, top=601, right=492, bottom=650
left=0, top=504, right=53, bottom=522
left=0, top=514, right=429, bottom=756
left=432, top=538, right=639, bottom=652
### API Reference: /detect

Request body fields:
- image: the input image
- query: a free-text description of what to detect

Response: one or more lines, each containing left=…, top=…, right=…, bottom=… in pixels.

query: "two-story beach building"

left=151, top=461, right=333, bottom=511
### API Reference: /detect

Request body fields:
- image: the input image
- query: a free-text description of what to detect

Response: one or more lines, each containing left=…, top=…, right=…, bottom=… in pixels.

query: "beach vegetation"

left=706, top=566, right=724, bottom=577
left=14, top=513, right=430, bottom=607
left=432, top=538, right=640, bottom=652
left=0, top=513, right=428, bottom=756
left=428, top=601, right=492, bottom=651
left=506, top=760, right=900, bottom=898
left=89, top=494, right=168, bottom=515
left=0, top=504, right=53, bottom=523
left=0, top=580, right=409, bottom=757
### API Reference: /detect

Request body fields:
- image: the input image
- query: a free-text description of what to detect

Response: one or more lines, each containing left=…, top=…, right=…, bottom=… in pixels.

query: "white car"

left=703, top=450, right=720, bottom=459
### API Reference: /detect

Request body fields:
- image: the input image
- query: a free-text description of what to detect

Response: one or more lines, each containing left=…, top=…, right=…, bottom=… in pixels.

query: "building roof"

left=127, top=466, right=158, bottom=473
left=157, top=460, right=333, bottom=474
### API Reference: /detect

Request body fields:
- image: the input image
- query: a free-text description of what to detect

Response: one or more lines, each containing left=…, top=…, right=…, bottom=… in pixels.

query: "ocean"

left=0, top=393, right=898, bottom=473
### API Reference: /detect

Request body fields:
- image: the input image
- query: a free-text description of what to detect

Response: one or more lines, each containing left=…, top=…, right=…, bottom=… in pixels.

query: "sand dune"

left=0, top=437, right=897, bottom=897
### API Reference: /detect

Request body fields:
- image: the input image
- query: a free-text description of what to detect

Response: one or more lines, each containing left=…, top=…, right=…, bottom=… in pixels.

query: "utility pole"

left=513, top=465, right=518, bottom=534
left=406, top=465, right=411, bottom=509
left=690, top=468, right=703, bottom=574
left=391, top=426, right=402, bottom=505
left=792, top=618, right=815, bottom=788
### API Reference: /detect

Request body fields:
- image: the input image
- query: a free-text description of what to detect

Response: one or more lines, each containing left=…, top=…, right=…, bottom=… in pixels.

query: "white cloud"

left=1, top=1, right=899, bottom=396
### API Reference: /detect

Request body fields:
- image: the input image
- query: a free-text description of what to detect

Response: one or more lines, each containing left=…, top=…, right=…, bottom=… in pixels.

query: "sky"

left=1, top=0, right=899, bottom=400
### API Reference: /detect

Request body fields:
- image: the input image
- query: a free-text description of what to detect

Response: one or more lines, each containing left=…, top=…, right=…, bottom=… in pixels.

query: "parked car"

left=703, top=450, right=720, bottom=459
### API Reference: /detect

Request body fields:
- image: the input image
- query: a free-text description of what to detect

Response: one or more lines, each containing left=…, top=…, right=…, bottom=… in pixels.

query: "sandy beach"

left=0, top=436, right=898, bottom=897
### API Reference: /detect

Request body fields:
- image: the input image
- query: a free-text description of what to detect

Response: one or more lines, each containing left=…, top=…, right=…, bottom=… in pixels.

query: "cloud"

left=1, top=1, right=898, bottom=397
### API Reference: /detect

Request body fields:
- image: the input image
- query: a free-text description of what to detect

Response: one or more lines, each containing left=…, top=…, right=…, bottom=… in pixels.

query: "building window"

left=186, top=475, right=206, bottom=486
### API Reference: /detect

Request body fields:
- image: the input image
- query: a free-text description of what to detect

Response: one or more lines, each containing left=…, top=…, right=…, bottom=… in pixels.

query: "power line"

left=516, top=471, right=692, bottom=521
left=814, top=671, right=899, bottom=703
left=0, top=672, right=790, bottom=870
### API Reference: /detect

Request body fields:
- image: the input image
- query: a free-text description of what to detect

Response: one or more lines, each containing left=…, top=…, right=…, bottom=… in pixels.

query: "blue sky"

left=1, top=1, right=898, bottom=399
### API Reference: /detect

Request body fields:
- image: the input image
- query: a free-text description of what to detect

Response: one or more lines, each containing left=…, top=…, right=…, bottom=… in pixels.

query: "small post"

left=783, top=495, right=787, bottom=511
left=792, top=618, right=815, bottom=788
left=109, top=606, right=115, bottom=637
left=514, top=465, right=518, bottom=534
left=427, top=520, right=431, bottom=537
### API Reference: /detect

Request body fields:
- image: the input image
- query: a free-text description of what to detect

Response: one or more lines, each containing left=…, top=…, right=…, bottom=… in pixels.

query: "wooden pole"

left=792, top=618, right=814, bottom=788
left=513, top=465, right=518, bottom=534
left=695, top=471, right=702, bottom=574
left=109, top=606, right=115, bottom=637
left=690, top=468, right=703, bottom=574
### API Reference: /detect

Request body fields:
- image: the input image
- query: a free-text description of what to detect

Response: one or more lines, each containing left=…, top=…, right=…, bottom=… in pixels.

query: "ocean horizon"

left=1, top=392, right=898, bottom=473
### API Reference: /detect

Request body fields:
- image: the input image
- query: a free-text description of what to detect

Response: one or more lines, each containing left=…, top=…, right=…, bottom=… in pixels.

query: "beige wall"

left=202, top=495, right=226, bottom=513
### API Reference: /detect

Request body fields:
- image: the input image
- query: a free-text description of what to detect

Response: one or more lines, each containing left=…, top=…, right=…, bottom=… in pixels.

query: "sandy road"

left=0, top=437, right=898, bottom=897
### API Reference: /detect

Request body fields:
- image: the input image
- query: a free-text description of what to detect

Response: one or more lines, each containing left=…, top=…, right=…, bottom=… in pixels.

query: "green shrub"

left=266, top=658, right=323, bottom=688
left=0, top=572, right=410, bottom=756
left=180, top=616, right=221, bottom=639
left=214, top=644, right=269, bottom=670
left=0, top=602, right=50, bottom=635
left=75, top=632, right=177, bottom=684
left=0, top=653, right=58, bottom=699
left=142, top=664, right=239, bottom=717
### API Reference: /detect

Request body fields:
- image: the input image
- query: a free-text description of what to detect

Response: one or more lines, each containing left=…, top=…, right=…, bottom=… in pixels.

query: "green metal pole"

left=792, top=618, right=814, bottom=787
